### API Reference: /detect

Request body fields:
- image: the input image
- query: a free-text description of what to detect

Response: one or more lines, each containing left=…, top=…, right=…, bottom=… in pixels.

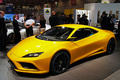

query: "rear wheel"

left=50, top=51, right=70, bottom=74
left=7, top=33, right=15, bottom=44
left=107, top=38, right=115, bottom=54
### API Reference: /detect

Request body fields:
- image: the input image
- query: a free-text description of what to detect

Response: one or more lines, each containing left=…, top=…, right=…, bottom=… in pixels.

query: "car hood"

left=11, top=36, right=63, bottom=57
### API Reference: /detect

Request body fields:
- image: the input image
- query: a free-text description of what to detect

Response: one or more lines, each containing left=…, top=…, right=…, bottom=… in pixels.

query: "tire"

left=7, top=33, right=15, bottom=44
left=106, top=38, right=115, bottom=54
left=50, top=51, right=70, bottom=74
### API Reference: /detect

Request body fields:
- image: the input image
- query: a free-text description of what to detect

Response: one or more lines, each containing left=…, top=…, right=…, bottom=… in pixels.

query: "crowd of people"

left=99, top=12, right=117, bottom=32
left=98, top=11, right=120, bottom=35
left=49, top=11, right=89, bottom=27
left=77, top=14, right=89, bottom=25
left=49, top=11, right=75, bottom=27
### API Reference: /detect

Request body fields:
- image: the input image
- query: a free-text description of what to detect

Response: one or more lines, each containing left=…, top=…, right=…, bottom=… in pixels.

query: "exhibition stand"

left=84, top=3, right=120, bottom=26
left=73, top=10, right=92, bottom=25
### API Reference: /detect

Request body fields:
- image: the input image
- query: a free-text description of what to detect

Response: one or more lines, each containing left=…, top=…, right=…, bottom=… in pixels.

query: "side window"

left=72, top=28, right=98, bottom=41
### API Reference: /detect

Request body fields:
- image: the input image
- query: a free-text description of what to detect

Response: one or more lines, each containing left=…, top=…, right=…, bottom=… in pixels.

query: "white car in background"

left=6, top=21, right=51, bottom=43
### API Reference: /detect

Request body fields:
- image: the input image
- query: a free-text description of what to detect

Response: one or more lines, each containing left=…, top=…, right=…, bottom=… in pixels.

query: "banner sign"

left=6, top=3, right=14, bottom=14
left=0, top=0, right=2, bottom=3
left=71, top=0, right=76, bottom=5
left=44, top=8, right=51, bottom=24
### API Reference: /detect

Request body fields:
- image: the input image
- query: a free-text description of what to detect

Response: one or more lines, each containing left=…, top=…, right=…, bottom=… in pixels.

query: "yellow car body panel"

left=7, top=24, right=115, bottom=74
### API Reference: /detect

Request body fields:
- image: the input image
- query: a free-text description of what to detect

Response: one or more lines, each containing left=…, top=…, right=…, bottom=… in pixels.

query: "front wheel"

left=106, top=38, right=115, bottom=54
left=50, top=51, right=70, bottom=74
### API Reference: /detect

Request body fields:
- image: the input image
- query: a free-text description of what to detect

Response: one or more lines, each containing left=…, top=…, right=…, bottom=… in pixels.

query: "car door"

left=70, top=28, right=100, bottom=63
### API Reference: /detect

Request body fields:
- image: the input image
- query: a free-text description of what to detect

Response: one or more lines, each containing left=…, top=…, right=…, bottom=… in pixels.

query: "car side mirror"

left=67, top=37, right=77, bottom=41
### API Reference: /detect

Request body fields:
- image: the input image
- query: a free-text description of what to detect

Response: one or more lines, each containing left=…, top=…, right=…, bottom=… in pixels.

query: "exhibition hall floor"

left=0, top=35, right=120, bottom=80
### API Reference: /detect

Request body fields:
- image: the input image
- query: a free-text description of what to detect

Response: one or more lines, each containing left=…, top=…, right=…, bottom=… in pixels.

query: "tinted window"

left=71, top=28, right=98, bottom=41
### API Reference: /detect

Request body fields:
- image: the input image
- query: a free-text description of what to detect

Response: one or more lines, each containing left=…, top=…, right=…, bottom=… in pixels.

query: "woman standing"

left=13, top=15, right=21, bottom=43
left=39, top=14, right=46, bottom=33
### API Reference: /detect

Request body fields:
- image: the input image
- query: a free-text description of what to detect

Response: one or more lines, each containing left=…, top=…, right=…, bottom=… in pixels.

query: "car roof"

left=57, top=24, right=101, bottom=31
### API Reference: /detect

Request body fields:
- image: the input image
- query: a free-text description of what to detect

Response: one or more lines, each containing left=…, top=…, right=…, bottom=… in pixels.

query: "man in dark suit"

left=84, top=16, right=88, bottom=25
left=13, top=15, right=21, bottom=43
left=49, top=11, right=59, bottom=27
left=0, top=11, right=7, bottom=51
left=101, top=12, right=109, bottom=30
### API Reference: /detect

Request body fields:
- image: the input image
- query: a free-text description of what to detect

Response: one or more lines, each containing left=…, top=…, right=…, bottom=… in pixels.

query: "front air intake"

left=20, top=62, right=37, bottom=69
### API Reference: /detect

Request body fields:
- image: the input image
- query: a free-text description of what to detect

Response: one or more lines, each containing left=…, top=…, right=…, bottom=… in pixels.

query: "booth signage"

left=0, top=0, right=2, bottom=3
left=6, top=3, right=13, bottom=14
left=45, top=9, right=50, bottom=15
left=71, top=0, right=76, bottom=5
left=44, top=8, right=51, bottom=24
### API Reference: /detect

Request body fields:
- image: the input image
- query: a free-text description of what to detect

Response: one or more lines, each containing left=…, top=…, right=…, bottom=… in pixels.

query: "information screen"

left=4, top=14, right=15, bottom=21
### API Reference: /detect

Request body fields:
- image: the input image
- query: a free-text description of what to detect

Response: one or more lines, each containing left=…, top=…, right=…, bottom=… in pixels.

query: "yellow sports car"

left=7, top=24, right=116, bottom=74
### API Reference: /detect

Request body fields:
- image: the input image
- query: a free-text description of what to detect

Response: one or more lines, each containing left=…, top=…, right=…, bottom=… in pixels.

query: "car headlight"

left=23, top=52, right=43, bottom=57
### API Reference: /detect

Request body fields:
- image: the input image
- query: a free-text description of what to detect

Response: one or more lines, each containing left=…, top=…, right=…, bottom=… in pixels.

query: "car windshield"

left=36, top=26, right=74, bottom=41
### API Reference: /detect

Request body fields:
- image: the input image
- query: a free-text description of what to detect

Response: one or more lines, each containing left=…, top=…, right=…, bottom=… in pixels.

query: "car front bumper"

left=7, top=51, right=50, bottom=74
